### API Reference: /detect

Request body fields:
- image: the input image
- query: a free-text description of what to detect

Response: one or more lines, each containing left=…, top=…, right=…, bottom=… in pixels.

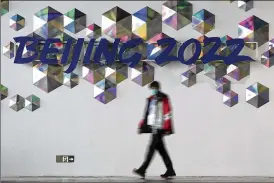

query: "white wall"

left=1, top=1, right=274, bottom=177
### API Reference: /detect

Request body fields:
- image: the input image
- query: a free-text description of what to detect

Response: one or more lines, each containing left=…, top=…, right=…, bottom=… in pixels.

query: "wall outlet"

left=56, top=155, right=74, bottom=163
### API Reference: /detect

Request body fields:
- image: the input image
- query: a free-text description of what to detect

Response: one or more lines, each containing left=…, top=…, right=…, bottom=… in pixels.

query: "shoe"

left=133, top=168, right=145, bottom=178
left=160, top=169, right=176, bottom=179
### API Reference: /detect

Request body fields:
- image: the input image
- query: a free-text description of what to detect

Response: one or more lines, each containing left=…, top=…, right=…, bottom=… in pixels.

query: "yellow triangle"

left=134, top=24, right=147, bottom=40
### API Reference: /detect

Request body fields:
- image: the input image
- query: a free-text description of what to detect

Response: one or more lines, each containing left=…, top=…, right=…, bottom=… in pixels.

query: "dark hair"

left=149, top=81, right=160, bottom=90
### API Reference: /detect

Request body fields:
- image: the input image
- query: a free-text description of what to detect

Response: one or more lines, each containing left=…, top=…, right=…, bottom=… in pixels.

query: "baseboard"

left=2, top=176, right=274, bottom=182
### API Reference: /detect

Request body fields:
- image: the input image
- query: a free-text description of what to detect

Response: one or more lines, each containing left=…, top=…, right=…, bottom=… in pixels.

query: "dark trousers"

left=139, top=132, right=174, bottom=172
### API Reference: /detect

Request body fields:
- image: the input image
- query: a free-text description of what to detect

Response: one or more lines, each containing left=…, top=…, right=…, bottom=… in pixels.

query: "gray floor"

left=2, top=176, right=274, bottom=182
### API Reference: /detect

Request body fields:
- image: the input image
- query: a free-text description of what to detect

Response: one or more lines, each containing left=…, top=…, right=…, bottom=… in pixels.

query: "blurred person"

left=133, top=81, right=176, bottom=179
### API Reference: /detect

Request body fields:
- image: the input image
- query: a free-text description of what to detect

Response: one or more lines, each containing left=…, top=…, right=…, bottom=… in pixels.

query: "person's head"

left=149, top=81, right=161, bottom=95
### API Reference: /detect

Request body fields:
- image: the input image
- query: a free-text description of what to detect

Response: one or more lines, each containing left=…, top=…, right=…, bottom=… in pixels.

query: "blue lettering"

left=83, top=39, right=95, bottom=65
left=12, top=36, right=255, bottom=73
left=224, top=38, right=254, bottom=64
left=64, top=38, right=84, bottom=73
left=200, top=37, right=225, bottom=64
left=118, top=38, right=143, bottom=67
left=40, top=38, right=61, bottom=64
left=94, top=38, right=120, bottom=65
left=14, top=37, right=38, bottom=64
left=61, top=39, right=73, bottom=65
left=178, top=38, right=201, bottom=65
left=155, top=38, right=179, bottom=65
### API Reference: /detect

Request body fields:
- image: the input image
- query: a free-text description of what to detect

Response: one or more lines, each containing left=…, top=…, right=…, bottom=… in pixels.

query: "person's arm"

left=163, top=97, right=173, bottom=135
left=138, top=99, right=150, bottom=133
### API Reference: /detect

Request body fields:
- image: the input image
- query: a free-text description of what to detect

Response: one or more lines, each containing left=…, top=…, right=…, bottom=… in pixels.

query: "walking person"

left=133, top=81, right=176, bottom=179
